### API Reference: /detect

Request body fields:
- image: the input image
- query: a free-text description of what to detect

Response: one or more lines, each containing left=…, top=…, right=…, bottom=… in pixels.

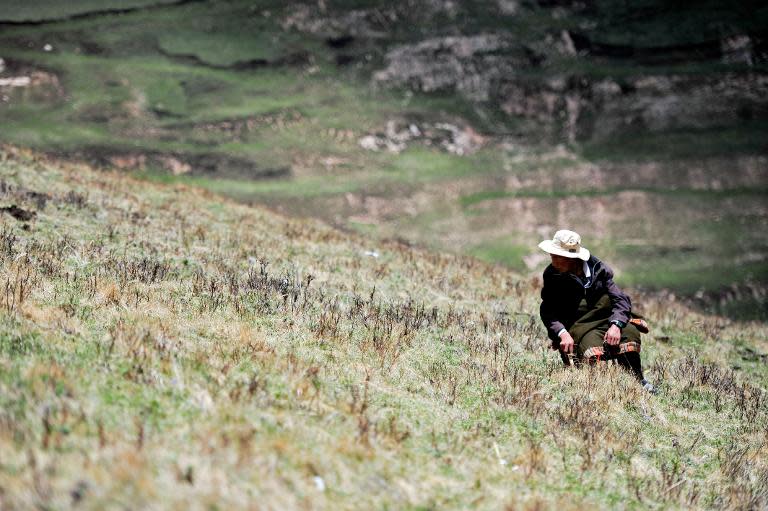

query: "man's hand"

left=604, top=324, right=621, bottom=345
left=559, top=331, right=575, bottom=354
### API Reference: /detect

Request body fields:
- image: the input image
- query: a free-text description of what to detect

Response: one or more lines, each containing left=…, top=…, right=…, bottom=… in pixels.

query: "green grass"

left=580, top=122, right=768, bottom=162
left=138, top=144, right=507, bottom=199
left=157, top=29, right=311, bottom=67
left=137, top=171, right=363, bottom=199
left=459, top=187, right=616, bottom=208
left=456, top=187, right=768, bottom=321
left=613, top=217, right=768, bottom=320
left=144, top=76, right=187, bottom=116
left=0, top=0, right=765, bottom=325
left=0, top=144, right=767, bottom=509
left=380, top=147, right=504, bottom=182
left=467, top=239, right=529, bottom=271
left=0, top=0, right=180, bottom=22
left=620, top=259, right=768, bottom=294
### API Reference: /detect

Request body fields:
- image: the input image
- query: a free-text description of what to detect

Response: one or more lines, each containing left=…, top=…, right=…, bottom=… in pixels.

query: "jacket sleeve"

left=601, top=263, right=631, bottom=325
left=540, top=279, right=565, bottom=341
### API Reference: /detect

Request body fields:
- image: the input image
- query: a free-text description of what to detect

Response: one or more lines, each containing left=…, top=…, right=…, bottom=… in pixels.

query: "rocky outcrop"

left=499, top=72, right=768, bottom=143
left=374, top=34, right=528, bottom=101
left=358, top=119, right=485, bottom=155
left=497, top=154, right=768, bottom=193
left=283, top=2, right=767, bottom=147
left=579, top=73, right=768, bottom=141
left=282, top=2, right=463, bottom=39
left=721, top=34, right=757, bottom=66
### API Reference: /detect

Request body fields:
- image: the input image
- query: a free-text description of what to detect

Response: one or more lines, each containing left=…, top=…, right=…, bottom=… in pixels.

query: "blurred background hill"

left=1, top=0, right=766, bottom=319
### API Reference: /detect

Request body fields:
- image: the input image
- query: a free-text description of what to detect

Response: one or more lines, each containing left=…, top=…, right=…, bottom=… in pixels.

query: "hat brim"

left=538, top=240, right=590, bottom=261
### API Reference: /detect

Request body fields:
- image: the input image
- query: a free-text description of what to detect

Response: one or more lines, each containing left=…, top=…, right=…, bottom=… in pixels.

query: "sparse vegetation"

left=0, top=147, right=766, bottom=509
left=0, top=3, right=765, bottom=508
left=0, top=0, right=766, bottom=319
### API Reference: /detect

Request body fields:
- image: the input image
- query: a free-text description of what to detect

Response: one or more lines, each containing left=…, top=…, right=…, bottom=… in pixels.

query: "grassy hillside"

left=0, top=0, right=766, bottom=320
left=0, top=146, right=766, bottom=509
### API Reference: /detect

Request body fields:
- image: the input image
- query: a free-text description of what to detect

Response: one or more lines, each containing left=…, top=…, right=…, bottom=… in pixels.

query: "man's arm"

left=599, top=262, right=631, bottom=345
left=540, top=298, right=575, bottom=352
left=540, top=283, right=566, bottom=341
left=602, top=263, right=631, bottom=326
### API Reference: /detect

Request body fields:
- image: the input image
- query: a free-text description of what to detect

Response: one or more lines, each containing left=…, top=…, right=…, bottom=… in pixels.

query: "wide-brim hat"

left=538, top=229, right=590, bottom=261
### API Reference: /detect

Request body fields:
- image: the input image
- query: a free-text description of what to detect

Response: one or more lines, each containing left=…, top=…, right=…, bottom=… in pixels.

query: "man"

left=538, top=229, right=655, bottom=392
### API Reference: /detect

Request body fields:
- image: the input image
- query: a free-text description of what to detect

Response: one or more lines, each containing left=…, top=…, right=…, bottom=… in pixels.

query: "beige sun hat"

left=538, top=229, right=590, bottom=261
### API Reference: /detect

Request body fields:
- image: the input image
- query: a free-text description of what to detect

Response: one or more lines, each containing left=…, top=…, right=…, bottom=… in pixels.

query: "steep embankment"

left=0, top=147, right=766, bottom=509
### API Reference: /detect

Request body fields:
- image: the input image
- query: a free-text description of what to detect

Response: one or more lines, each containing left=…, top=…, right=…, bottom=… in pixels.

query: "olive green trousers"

left=565, top=294, right=641, bottom=363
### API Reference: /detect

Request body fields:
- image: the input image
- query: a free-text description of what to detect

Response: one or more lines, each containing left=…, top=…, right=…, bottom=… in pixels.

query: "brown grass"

left=0, top=145, right=765, bottom=509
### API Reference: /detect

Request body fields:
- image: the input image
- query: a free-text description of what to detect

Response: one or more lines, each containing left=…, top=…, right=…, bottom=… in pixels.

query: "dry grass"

left=0, top=145, right=766, bottom=510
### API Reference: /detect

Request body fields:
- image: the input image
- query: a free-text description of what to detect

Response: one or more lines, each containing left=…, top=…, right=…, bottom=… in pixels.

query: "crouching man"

left=538, top=229, right=655, bottom=393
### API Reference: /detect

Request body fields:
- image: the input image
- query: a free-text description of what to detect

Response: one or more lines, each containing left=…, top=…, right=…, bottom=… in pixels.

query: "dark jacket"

left=540, top=255, right=631, bottom=342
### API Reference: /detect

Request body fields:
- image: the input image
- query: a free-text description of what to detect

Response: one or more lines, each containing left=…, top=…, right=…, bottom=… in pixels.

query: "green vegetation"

left=138, top=171, right=363, bottom=199
left=0, top=0, right=765, bottom=320
left=0, top=0, right=179, bottom=22
left=461, top=187, right=768, bottom=208
left=459, top=187, right=618, bottom=208
left=0, top=148, right=767, bottom=509
left=467, top=239, right=529, bottom=271
left=580, top=122, right=768, bottom=162
left=381, top=147, right=504, bottom=182
left=157, top=29, right=312, bottom=67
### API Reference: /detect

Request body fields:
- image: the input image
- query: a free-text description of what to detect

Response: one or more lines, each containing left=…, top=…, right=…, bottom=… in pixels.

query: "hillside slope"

left=1, top=0, right=767, bottom=319
left=0, top=146, right=766, bottom=510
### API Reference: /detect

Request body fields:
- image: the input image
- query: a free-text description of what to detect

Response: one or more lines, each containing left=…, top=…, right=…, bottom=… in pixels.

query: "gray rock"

left=375, top=34, right=525, bottom=101
left=586, top=74, right=768, bottom=140
left=721, top=35, right=753, bottom=66
left=358, top=119, right=485, bottom=155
